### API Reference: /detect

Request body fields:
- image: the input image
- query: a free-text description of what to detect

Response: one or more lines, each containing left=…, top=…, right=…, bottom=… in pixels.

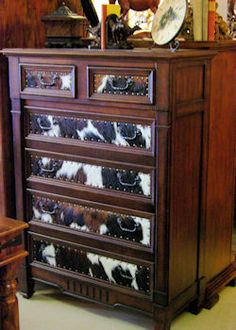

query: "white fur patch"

left=139, top=173, right=151, bottom=196
left=134, top=217, right=151, bottom=246
left=56, top=161, right=82, bottom=180
left=41, top=213, right=53, bottom=224
left=98, top=256, right=117, bottom=283
left=45, top=116, right=61, bottom=137
left=83, top=164, right=104, bottom=188
left=69, top=223, right=89, bottom=232
left=97, top=75, right=114, bottom=94
left=61, top=74, right=72, bottom=90
left=42, top=244, right=56, bottom=267
left=76, top=120, right=104, bottom=142
left=41, top=157, right=51, bottom=167
left=99, top=224, right=108, bottom=235
left=33, top=207, right=41, bottom=219
left=87, top=253, right=100, bottom=265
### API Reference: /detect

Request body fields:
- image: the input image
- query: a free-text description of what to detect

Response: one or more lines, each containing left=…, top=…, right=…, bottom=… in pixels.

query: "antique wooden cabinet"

left=3, top=48, right=218, bottom=329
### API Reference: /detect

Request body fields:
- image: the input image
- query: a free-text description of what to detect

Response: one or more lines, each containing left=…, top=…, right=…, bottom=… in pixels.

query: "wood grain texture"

left=204, top=50, right=236, bottom=280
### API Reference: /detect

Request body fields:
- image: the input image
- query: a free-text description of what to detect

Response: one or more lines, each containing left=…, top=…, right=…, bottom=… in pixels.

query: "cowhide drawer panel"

left=31, top=194, right=152, bottom=247
left=20, top=64, right=75, bottom=98
left=30, top=155, right=152, bottom=197
left=31, top=235, right=152, bottom=295
left=88, top=67, right=154, bottom=104
left=29, top=113, right=152, bottom=150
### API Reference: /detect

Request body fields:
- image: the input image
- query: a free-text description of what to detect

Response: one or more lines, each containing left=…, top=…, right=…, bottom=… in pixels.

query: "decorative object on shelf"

left=81, top=0, right=140, bottom=48
left=178, top=2, right=194, bottom=41
left=101, top=4, right=121, bottom=49
left=215, top=3, right=232, bottom=39
left=190, top=0, right=203, bottom=40
left=109, top=0, right=160, bottom=17
left=208, top=0, right=216, bottom=40
left=151, top=0, right=188, bottom=50
left=41, top=2, right=88, bottom=48
left=105, top=14, right=141, bottom=48
left=81, top=0, right=101, bottom=48
left=228, top=0, right=236, bottom=38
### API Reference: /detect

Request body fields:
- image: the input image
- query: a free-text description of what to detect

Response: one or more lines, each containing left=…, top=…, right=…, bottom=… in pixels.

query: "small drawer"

left=30, top=193, right=152, bottom=247
left=29, top=112, right=152, bottom=150
left=29, top=154, right=152, bottom=198
left=30, top=234, right=152, bottom=295
left=88, top=66, right=155, bottom=104
left=20, top=64, right=75, bottom=98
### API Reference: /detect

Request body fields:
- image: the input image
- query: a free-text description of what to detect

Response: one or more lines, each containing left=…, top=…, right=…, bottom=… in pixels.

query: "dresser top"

left=0, top=217, right=28, bottom=241
left=2, top=47, right=217, bottom=60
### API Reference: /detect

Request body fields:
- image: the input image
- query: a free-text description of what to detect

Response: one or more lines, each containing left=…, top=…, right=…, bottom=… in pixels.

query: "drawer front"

left=31, top=194, right=152, bottom=247
left=29, top=113, right=152, bottom=150
left=31, top=235, right=152, bottom=295
left=20, top=64, right=75, bottom=98
left=30, top=155, right=152, bottom=198
left=88, top=66, right=154, bottom=104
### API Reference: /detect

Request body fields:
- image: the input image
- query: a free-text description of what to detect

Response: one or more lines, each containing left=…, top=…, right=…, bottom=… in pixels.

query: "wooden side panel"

left=205, top=50, right=236, bottom=281
left=169, top=113, right=203, bottom=300
left=167, top=60, right=211, bottom=301
left=0, top=57, right=15, bottom=217
left=175, top=65, right=205, bottom=103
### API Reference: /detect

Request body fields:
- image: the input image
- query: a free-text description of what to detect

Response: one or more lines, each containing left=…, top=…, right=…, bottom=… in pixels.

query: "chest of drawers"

left=4, top=48, right=216, bottom=329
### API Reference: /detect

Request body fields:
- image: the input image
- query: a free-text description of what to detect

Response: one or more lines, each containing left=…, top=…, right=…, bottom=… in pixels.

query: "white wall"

left=217, top=0, right=228, bottom=21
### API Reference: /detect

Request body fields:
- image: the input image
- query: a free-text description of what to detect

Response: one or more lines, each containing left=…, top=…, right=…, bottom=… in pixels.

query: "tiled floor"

left=18, top=284, right=236, bottom=330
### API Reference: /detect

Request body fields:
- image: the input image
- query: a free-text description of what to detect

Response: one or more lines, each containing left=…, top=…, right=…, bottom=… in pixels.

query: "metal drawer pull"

left=117, top=218, right=138, bottom=233
left=41, top=208, right=56, bottom=215
left=117, top=172, right=138, bottom=187
left=37, top=118, right=53, bottom=130
left=118, top=129, right=138, bottom=140
left=110, top=77, right=133, bottom=91
left=41, top=167, right=56, bottom=173
left=38, top=73, right=59, bottom=87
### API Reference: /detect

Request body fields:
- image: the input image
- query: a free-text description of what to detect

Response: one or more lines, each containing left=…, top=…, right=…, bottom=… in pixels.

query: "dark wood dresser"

left=2, top=48, right=226, bottom=329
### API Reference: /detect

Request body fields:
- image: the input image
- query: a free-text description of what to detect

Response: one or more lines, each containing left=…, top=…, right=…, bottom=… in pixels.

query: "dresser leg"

left=188, top=298, right=203, bottom=315
left=228, top=278, right=236, bottom=287
left=154, top=320, right=171, bottom=330
left=0, top=263, right=20, bottom=330
left=18, top=260, right=35, bottom=299
left=204, top=293, right=220, bottom=310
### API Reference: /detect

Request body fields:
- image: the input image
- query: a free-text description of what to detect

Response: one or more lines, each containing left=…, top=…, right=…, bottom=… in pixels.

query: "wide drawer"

left=26, top=107, right=154, bottom=151
left=27, top=151, right=153, bottom=198
left=28, top=191, right=153, bottom=249
left=29, top=233, right=153, bottom=296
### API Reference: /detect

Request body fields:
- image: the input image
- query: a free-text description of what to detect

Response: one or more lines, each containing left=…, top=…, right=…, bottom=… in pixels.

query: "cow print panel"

left=31, top=156, right=151, bottom=197
left=30, top=114, right=151, bottom=149
left=32, top=238, right=151, bottom=294
left=94, top=74, right=149, bottom=97
left=32, top=195, right=151, bottom=246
